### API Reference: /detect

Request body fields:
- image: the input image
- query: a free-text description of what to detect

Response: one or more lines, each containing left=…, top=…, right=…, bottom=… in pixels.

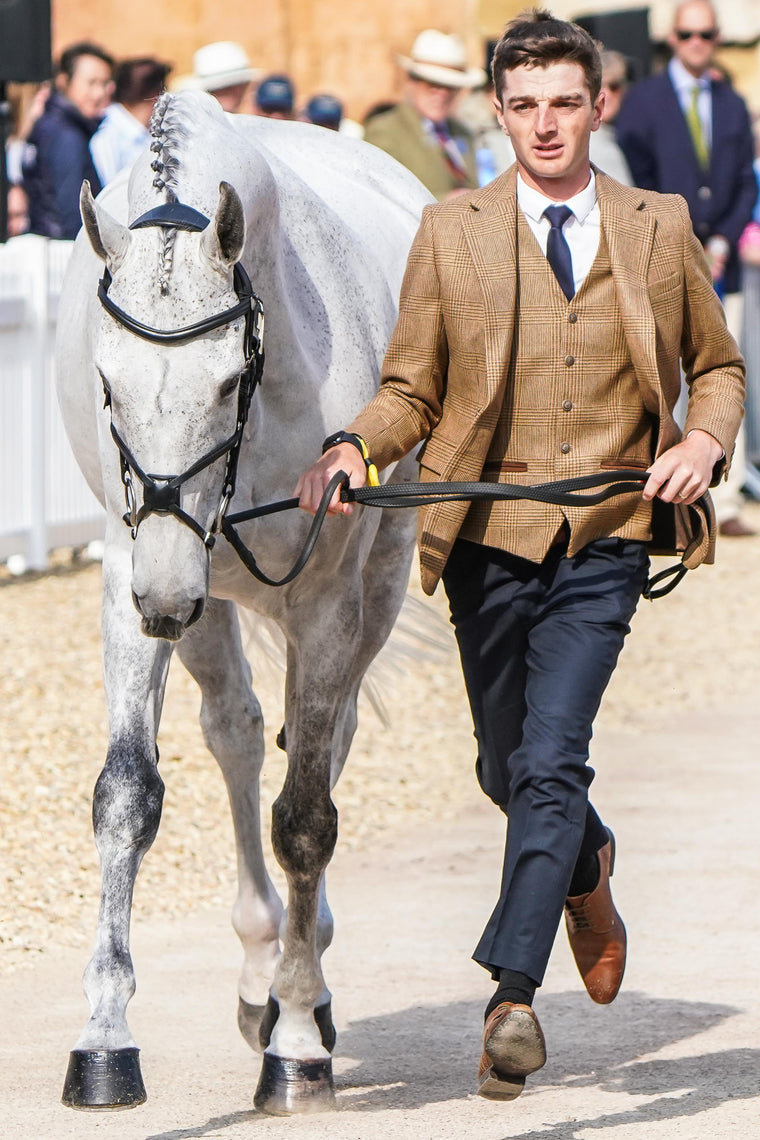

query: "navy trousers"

left=442, top=535, right=649, bottom=984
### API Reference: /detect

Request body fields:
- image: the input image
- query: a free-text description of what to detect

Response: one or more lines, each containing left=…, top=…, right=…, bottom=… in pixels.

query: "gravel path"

left=2, top=507, right=760, bottom=972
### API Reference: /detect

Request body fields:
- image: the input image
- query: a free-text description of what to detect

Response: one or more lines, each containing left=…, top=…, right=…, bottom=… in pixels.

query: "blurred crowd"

left=5, top=4, right=760, bottom=527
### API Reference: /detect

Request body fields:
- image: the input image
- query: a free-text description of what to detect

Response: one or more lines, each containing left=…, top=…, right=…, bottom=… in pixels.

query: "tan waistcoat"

left=458, top=208, right=656, bottom=561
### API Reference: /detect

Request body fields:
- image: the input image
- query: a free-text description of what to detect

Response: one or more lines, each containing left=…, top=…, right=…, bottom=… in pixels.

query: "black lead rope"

left=220, top=469, right=702, bottom=599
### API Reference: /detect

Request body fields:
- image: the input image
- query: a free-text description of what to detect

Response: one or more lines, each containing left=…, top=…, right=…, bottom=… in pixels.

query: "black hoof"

left=61, top=1048, right=147, bottom=1110
left=256, top=995, right=336, bottom=1053
left=254, top=1053, right=335, bottom=1115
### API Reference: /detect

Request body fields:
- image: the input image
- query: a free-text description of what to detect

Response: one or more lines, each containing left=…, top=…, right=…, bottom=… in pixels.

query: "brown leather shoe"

left=477, top=1002, right=546, bottom=1101
left=564, top=829, right=626, bottom=1004
left=719, top=517, right=756, bottom=538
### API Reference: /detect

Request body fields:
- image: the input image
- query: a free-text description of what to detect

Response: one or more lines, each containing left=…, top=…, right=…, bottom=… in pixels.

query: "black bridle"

left=98, top=202, right=265, bottom=548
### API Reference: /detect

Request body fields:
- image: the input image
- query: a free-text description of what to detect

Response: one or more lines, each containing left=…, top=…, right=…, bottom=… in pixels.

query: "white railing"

left=0, top=234, right=105, bottom=570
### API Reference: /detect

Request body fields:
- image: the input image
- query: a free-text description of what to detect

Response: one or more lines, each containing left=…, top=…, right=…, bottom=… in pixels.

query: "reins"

left=221, top=470, right=703, bottom=600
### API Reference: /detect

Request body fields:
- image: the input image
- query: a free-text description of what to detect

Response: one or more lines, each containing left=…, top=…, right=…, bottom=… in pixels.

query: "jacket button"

left=560, top=442, right=571, bottom=454
left=568, top=312, right=578, bottom=323
left=565, top=354, right=575, bottom=366
left=562, top=399, right=573, bottom=411
left=698, top=185, right=712, bottom=200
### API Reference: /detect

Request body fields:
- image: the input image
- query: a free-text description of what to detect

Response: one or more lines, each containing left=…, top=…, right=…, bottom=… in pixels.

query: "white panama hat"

left=176, top=41, right=260, bottom=93
left=397, top=29, right=487, bottom=89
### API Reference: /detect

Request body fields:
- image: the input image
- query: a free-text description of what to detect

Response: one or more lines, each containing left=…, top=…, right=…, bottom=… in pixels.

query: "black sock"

left=567, top=851, right=600, bottom=897
left=485, top=968, right=537, bottom=1020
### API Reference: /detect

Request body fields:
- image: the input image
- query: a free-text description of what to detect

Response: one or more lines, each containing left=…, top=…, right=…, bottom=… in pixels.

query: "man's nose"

left=535, top=106, right=558, bottom=134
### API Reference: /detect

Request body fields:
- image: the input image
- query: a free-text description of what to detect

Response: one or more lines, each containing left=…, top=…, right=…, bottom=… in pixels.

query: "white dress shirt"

left=516, top=171, right=600, bottom=293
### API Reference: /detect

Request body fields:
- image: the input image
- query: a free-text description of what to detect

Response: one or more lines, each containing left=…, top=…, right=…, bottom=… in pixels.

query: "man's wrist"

left=686, top=428, right=724, bottom=462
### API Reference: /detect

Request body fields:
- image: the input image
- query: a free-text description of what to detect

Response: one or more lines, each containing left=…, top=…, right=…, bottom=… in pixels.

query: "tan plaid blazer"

left=350, top=166, right=745, bottom=595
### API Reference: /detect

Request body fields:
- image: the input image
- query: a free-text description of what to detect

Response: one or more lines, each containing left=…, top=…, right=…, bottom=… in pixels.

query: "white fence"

left=0, top=235, right=104, bottom=570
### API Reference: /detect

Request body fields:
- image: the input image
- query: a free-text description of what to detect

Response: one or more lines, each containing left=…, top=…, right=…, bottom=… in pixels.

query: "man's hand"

left=642, top=429, right=723, bottom=505
left=294, top=443, right=368, bottom=516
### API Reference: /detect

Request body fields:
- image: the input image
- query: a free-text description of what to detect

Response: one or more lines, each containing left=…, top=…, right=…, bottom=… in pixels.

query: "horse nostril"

left=131, top=589, right=144, bottom=616
left=186, top=597, right=206, bottom=628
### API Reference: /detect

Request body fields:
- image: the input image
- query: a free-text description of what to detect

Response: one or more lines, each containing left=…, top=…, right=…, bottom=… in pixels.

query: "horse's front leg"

left=62, top=539, right=172, bottom=1110
left=254, top=588, right=362, bottom=1115
left=175, top=597, right=284, bottom=1050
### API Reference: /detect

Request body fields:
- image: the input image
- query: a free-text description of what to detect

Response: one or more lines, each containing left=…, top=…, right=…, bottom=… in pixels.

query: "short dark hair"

left=57, top=41, right=115, bottom=81
left=491, top=9, right=602, bottom=105
left=114, top=58, right=171, bottom=105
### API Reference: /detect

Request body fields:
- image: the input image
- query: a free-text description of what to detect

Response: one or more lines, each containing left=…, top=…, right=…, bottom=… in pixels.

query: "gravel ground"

left=2, top=504, right=760, bottom=974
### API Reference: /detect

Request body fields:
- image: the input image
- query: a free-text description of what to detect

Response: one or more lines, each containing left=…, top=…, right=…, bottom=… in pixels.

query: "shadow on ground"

left=143, top=990, right=759, bottom=1139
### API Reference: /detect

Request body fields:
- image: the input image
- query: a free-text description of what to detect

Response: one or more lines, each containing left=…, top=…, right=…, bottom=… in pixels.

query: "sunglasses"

left=675, top=28, right=717, bottom=41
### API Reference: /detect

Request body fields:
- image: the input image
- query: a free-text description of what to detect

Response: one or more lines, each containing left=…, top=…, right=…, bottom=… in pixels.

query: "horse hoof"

left=254, top=1053, right=335, bottom=1115
left=254, top=995, right=336, bottom=1053
left=61, top=1048, right=147, bottom=1110
left=238, top=998, right=268, bottom=1053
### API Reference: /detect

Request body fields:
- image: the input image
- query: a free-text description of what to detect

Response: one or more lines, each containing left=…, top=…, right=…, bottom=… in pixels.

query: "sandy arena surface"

left=1, top=509, right=760, bottom=1137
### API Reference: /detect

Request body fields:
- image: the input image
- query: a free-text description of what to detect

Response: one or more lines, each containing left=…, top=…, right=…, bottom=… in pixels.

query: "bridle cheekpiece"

left=97, top=202, right=265, bottom=549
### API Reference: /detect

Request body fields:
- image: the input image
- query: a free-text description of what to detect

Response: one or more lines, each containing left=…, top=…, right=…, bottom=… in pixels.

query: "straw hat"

left=397, top=30, right=486, bottom=89
left=174, top=41, right=260, bottom=93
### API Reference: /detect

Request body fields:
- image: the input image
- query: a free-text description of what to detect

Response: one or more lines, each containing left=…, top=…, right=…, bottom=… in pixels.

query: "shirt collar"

left=669, top=56, right=711, bottom=93
left=516, top=170, right=597, bottom=226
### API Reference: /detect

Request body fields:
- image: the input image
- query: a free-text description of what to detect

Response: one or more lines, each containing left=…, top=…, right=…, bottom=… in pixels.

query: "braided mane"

left=147, top=93, right=188, bottom=293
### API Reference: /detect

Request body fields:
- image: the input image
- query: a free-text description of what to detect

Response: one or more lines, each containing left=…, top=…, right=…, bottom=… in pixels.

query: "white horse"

left=55, top=91, right=431, bottom=1114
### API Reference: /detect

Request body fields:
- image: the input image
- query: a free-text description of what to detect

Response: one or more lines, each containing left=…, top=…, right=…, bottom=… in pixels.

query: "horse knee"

left=93, top=738, right=164, bottom=851
left=271, top=791, right=338, bottom=881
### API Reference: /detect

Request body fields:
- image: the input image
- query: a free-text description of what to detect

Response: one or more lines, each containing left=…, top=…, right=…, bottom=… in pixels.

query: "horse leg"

left=175, top=597, right=284, bottom=1051
left=254, top=587, right=366, bottom=1115
left=62, top=541, right=172, bottom=1110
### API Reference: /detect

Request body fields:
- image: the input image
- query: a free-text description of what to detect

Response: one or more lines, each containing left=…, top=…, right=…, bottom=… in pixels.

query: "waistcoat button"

left=568, top=312, right=578, bottom=323
left=565, top=354, right=575, bottom=366
left=562, top=399, right=573, bottom=411
left=560, top=441, right=571, bottom=454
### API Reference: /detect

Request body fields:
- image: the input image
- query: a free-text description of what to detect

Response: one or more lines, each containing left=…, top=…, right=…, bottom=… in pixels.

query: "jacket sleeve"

left=349, top=205, right=448, bottom=469
left=47, top=129, right=96, bottom=239
left=678, top=197, right=746, bottom=472
left=712, top=96, right=757, bottom=247
left=615, top=89, right=660, bottom=191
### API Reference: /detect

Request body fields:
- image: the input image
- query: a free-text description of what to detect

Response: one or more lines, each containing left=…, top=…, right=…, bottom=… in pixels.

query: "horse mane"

left=147, top=93, right=189, bottom=293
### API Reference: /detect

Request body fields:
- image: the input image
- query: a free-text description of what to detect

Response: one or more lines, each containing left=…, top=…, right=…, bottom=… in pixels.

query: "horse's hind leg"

left=175, top=597, right=283, bottom=1051
left=62, top=542, right=171, bottom=1110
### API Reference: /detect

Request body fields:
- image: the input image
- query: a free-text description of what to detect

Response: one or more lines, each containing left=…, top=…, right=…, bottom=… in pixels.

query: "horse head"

left=81, top=179, right=252, bottom=641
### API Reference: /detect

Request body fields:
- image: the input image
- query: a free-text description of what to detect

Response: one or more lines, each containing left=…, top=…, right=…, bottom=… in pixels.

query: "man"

left=616, top=0, right=757, bottom=536
left=588, top=50, right=633, bottom=185
left=297, top=10, right=744, bottom=1101
left=174, top=41, right=259, bottom=113
left=91, top=57, right=171, bottom=186
left=363, top=29, right=485, bottom=201
left=22, top=42, right=114, bottom=239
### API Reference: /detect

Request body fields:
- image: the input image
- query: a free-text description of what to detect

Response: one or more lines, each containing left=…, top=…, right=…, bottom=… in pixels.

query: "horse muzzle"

left=132, top=592, right=206, bottom=641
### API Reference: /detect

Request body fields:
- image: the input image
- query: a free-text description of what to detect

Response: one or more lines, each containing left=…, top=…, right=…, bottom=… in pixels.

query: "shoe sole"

left=478, top=1009, right=547, bottom=1101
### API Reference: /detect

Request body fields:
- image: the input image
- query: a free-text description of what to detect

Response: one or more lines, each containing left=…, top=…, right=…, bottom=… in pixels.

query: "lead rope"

left=220, top=469, right=704, bottom=599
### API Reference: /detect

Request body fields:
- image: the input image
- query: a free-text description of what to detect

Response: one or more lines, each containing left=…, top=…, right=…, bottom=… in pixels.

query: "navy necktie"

left=544, top=204, right=575, bottom=300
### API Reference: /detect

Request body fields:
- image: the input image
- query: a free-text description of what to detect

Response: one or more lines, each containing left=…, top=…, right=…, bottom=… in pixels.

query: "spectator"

left=174, top=42, right=259, bottom=113
left=91, top=58, right=171, bottom=186
left=22, top=42, right=114, bottom=240
left=255, top=75, right=296, bottom=120
left=589, top=50, right=633, bottom=185
left=363, top=29, right=486, bottom=201
left=617, top=0, right=757, bottom=536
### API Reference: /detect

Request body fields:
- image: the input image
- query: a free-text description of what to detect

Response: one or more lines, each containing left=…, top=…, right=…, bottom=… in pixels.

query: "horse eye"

left=219, top=375, right=240, bottom=400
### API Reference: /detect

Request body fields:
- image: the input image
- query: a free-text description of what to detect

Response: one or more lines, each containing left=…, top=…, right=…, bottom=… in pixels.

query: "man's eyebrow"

left=505, top=91, right=586, bottom=104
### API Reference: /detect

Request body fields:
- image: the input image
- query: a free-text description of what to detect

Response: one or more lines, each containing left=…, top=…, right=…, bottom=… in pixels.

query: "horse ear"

left=80, top=181, right=131, bottom=270
left=200, top=181, right=245, bottom=269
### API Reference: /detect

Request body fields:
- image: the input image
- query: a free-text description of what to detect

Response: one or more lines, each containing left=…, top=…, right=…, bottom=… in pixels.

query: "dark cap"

left=256, top=74, right=294, bottom=112
left=304, top=93, right=343, bottom=129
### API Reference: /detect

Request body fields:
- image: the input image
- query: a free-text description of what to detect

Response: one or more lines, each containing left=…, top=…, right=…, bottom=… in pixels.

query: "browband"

left=129, top=203, right=211, bottom=232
